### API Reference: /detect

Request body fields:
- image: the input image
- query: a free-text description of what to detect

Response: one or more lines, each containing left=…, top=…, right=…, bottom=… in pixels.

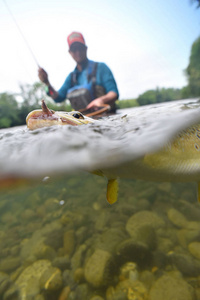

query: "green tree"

left=191, top=0, right=200, bottom=7
left=18, top=82, right=48, bottom=123
left=185, top=36, right=200, bottom=96
left=0, top=93, right=20, bottom=128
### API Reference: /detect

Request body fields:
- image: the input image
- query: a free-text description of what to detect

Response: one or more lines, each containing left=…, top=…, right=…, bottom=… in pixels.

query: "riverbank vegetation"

left=0, top=35, right=200, bottom=128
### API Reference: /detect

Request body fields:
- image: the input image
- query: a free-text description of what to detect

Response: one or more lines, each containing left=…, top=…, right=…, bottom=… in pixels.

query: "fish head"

left=26, top=100, right=94, bottom=130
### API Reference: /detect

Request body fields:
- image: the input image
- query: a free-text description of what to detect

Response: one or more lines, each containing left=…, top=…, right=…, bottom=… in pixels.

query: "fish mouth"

left=26, top=100, right=93, bottom=130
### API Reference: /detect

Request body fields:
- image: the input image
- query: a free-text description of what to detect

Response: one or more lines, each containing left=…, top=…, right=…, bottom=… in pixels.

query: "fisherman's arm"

left=86, top=91, right=118, bottom=109
left=38, top=67, right=59, bottom=99
left=38, top=67, right=71, bottom=102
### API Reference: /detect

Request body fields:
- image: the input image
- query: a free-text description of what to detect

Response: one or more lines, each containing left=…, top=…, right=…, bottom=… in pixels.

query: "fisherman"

left=38, top=32, right=119, bottom=112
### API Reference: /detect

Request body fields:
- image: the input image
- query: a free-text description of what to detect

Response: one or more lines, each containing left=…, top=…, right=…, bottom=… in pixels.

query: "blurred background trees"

left=0, top=35, right=200, bottom=128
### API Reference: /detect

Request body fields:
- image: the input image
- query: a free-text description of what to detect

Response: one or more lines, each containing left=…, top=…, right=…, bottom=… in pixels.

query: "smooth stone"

left=0, top=257, right=20, bottom=273
left=168, top=251, right=200, bottom=277
left=2, top=284, right=19, bottom=300
left=52, top=256, right=70, bottom=270
left=63, top=230, right=75, bottom=256
left=39, top=266, right=63, bottom=291
left=95, top=228, right=127, bottom=253
left=15, top=259, right=51, bottom=299
left=73, top=268, right=85, bottom=283
left=177, top=229, right=200, bottom=249
left=167, top=208, right=188, bottom=228
left=149, top=274, right=195, bottom=300
left=74, top=283, right=91, bottom=299
left=20, top=221, right=63, bottom=262
left=58, top=286, right=71, bottom=300
left=0, top=272, right=11, bottom=295
left=62, top=269, right=75, bottom=287
left=116, top=238, right=153, bottom=268
left=107, top=279, right=147, bottom=300
left=157, top=237, right=174, bottom=253
left=126, top=210, right=165, bottom=237
left=84, top=249, right=114, bottom=287
left=179, top=199, right=200, bottom=221
left=188, top=242, right=200, bottom=260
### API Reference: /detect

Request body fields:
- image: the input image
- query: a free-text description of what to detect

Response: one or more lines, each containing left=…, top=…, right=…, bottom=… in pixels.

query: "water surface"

left=0, top=99, right=200, bottom=300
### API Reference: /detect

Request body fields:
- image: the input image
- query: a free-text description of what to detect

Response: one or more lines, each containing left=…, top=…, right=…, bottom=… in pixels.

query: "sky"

left=0, top=0, right=200, bottom=100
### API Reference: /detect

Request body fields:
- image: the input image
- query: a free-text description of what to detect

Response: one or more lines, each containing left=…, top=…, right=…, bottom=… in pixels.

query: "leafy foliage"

left=137, top=88, right=183, bottom=106
left=116, top=99, right=138, bottom=109
left=185, top=36, right=200, bottom=96
left=0, top=93, right=20, bottom=128
left=191, top=0, right=200, bottom=8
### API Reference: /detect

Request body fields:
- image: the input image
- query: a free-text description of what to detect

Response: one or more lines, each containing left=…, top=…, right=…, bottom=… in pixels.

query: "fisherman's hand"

left=38, top=67, right=49, bottom=85
left=86, top=98, right=104, bottom=110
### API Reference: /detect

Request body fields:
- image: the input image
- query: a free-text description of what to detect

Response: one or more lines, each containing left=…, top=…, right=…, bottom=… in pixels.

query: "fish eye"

left=72, top=112, right=84, bottom=119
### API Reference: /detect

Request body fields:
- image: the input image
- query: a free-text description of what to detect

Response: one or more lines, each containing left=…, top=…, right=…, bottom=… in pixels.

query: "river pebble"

left=149, top=273, right=195, bottom=300
left=84, top=249, right=114, bottom=287
left=0, top=174, right=199, bottom=299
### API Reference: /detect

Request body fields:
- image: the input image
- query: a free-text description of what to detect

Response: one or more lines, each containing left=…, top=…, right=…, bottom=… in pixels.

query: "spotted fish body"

left=101, top=126, right=200, bottom=183
left=26, top=100, right=200, bottom=204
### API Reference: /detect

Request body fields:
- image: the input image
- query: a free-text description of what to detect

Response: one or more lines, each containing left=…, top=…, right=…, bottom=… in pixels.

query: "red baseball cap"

left=67, top=32, right=86, bottom=49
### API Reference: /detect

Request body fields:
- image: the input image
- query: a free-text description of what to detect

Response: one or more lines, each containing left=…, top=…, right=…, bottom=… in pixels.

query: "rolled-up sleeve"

left=96, top=63, right=119, bottom=98
left=54, top=74, right=72, bottom=103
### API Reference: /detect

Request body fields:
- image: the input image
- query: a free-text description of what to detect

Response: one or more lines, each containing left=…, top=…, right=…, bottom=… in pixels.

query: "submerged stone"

left=149, top=274, right=195, bottom=300
left=84, top=249, right=114, bottom=287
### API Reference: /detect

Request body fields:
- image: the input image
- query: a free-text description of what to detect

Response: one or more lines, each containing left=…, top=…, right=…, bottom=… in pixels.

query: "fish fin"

left=91, top=169, right=104, bottom=177
left=106, top=179, right=118, bottom=205
left=197, top=182, right=200, bottom=203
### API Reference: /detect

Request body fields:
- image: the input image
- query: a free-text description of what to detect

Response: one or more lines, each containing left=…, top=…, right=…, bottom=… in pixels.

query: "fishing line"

left=2, top=0, right=40, bottom=67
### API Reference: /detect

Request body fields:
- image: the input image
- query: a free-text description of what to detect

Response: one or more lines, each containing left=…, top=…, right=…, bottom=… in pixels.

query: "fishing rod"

left=2, top=0, right=40, bottom=67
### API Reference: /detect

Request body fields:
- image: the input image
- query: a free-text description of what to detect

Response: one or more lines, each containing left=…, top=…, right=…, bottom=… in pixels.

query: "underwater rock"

left=84, top=249, right=114, bottom=287
left=73, top=267, right=85, bottom=283
left=39, top=266, right=63, bottom=291
left=177, top=228, right=200, bottom=249
left=116, top=238, right=152, bottom=268
left=58, top=286, right=71, bottom=300
left=167, top=208, right=188, bottom=228
left=0, top=272, right=12, bottom=295
left=168, top=251, right=200, bottom=277
left=107, top=279, right=147, bottom=300
left=188, top=242, right=200, bottom=260
left=157, top=237, right=174, bottom=254
left=178, top=199, right=200, bottom=221
left=63, top=230, right=75, bottom=256
left=34, top=295, right=45, bottom=300
left=90, top=296, right=104, bottom=300
left=126, top=211, right=165, bottom=237
left=94, top=210, right=110, bottom=231
left=139, top=270, right=155, bottom=290
left=52, top=256, right=70, bottom=270
left=0, top=257, right=20, bottom=273
left=2, top=284, right=19, bottom=300
left=119, top=262, right=138, bottom=281
left=20, top=220, right=63, bottom=262
left=95, top=228, right=128, bottom=253
left=149, top=273, right=195, bottom=300
left=74, top=283, right=91, bottom=299
left=71, top=244, right=87, bottom=271
left=15, top=259, right=51, bottom=299
left=21, top=209, right=36, bottom=221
